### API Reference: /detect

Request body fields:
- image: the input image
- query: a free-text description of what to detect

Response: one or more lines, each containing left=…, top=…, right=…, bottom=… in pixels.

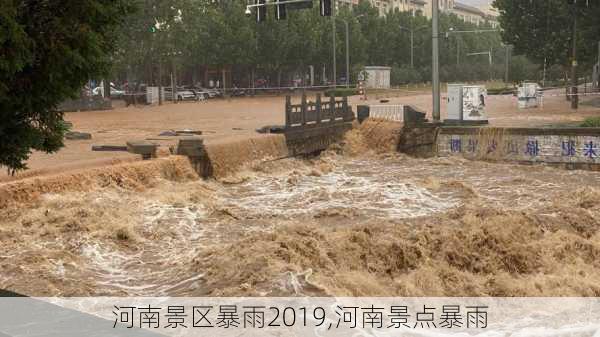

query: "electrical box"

left=446, top=84, right=463, bottom=121
left=146, top=87, right=159, bottom=105
left=445, top=84, right=488, bottom=124
left=462, top=85, right=488, bottom=122
left=518, top=82, right=540, bottom=109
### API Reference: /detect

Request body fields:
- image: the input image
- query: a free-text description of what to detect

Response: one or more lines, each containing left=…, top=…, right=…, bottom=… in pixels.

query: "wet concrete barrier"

left=175, top=136, right=213, bottom=178
left=437, top=126, right=600, bottom=170
left=397, top=111, right=600, bottom=170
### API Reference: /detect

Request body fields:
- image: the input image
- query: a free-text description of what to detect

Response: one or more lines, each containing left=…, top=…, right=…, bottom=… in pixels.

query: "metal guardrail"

left=368, top=104, right=404, bottom=122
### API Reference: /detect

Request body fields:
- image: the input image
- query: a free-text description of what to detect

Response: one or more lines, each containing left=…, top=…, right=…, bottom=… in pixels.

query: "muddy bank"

left=0, top=156, right=198, bottom=209
left=0, top=133, right=289, bottom=208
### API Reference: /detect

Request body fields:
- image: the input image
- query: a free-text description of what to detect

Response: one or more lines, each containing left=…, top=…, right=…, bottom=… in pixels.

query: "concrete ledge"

left=440, top=126, right=600, bottom=136
left=176, top=137, right=205, bottom=157
left=126, top=141, right=157, bottom=160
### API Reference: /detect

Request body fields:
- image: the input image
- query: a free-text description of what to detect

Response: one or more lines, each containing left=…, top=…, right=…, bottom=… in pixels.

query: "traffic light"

left=256, top=0, right=267, bottom=22
left=276, top=0, right=287, bottom=20
left=320, top=0, right=332, bottom=16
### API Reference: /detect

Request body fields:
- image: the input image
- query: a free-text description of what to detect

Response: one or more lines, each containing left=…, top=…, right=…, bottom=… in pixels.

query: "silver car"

left=164, top=87, right=203, bottom=102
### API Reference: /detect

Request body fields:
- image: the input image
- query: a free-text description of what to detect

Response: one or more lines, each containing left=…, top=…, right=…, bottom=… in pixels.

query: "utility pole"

left=542, top=57, right=547, bottom=88
left=595, top=42, right=600, bottom=89
left=344, top=20, right=350, bottom=88
left=332, top=0, right=336, bottom=89
left=456, top=38, right=460, bottom=65
left=410, top=30, right=414, bottom=68
left=571, top=7, right=578, bottom=109
left=432, top=0, right=440, bottom=122
left=505, top=45, right=511, bottom=84
left=158, top=61, right=163, bottom=106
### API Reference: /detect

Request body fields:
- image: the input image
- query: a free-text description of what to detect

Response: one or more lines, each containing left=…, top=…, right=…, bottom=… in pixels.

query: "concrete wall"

left=437, top=127, right=600, bottom=169
left=395, top=123, right=600, bottom=170
left=399, top=125, right=439, bottom=158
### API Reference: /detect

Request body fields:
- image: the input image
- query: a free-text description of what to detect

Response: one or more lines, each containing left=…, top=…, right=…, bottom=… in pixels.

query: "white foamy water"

left=4, top=154, right=600, bottom=297
left=72, top=203, right=209, bottom=295
left=217, top=159, right=459, bottom=219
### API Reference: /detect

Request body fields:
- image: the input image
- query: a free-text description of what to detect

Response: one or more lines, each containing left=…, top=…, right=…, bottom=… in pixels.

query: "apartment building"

left=337, top=0, right=427, bottom=16
left=340, top=0, right=498, bottom=27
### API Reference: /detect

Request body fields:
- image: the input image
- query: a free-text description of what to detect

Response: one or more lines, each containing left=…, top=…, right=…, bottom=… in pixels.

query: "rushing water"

left=1, top=153, right=600, bottom=296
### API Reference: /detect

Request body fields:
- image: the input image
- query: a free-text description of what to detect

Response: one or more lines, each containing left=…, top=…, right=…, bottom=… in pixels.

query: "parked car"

left=189, top=87, right=210, bottom=100
left=195, top=87, right=222, bottom=98
left=92, top=86, right=125, bottom=99
left=164, top=87, right=203, bottom=102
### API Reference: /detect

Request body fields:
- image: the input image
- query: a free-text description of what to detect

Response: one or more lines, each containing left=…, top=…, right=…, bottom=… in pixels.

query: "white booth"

left=518, top=82, right=541, bottom=109
left=363, top=66, right=391, bottom=89
left=446, top=84, right=488, bottom=124
left=146, top=87, right=160, bottom=105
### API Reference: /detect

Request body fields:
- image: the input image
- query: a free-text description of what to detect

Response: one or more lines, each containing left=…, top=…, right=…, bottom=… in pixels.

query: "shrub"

left=580, top=117, right=600, bottom=127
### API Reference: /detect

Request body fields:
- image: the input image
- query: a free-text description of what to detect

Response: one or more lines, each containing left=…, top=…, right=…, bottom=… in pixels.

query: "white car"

left=164, top=87, right=204, bottom=102
left=92, top=86, right=125, bottom=98
left=194, top=87, right=221, bottom=99
left=191, top=88, right=211, bottom=100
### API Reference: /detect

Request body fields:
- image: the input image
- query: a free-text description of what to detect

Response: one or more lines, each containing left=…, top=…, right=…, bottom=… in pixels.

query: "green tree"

left=0, top=0, right=133, bottom=173
left=493, top=0, right=600, bottom=69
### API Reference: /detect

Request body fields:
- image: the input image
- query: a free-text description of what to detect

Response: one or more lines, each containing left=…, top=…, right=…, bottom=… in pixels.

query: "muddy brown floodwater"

left=1, top=125, right=600, bottom=297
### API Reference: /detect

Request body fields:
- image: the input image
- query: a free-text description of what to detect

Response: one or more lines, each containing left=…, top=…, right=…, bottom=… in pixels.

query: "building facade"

left=341, top=0, right=498, bottom=27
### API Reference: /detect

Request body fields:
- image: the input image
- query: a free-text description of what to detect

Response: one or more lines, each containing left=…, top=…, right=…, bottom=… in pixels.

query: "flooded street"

left=1, top=147, right=600, bottom=297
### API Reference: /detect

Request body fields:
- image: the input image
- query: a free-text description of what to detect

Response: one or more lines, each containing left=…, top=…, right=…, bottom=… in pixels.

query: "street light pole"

left=596, top=41, right=600, bottom=89
left=410, top=30, right=414, bottom=68
left=505, top=44, right=511, bottom=84
left=456, top=37, right=460, bottom=65
left=332, top=0, right=336, bottom=88
left=399, top=27, right=414, bottom=68
left=339, top=15, right=364, bottom=88
left=432, top=0, right=440, bottom=122
left=345, top=20, right=350, bottom=88
left=571, top=9, right=578, bottom=109
left=400, top=25, right=427, bottom=69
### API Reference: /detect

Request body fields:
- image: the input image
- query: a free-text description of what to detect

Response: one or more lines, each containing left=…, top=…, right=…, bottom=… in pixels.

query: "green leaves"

left=0, top=0, right=132, bottom=172
left=494, top=0, right=600, bottom=68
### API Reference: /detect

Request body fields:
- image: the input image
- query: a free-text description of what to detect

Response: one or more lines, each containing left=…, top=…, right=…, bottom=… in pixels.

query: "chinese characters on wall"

left=439, top=134, right=600, bottom=163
